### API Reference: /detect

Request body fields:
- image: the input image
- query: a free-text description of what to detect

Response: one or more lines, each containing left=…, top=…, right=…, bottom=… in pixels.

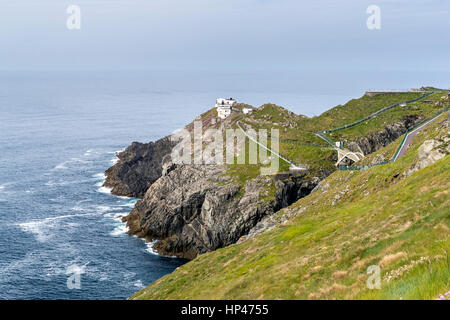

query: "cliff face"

left=346, top=114, right=424, bottom=155
left=105, top=115, right=426, bottom=259
left=123, top=164, right=324, bottom=259
left=104, top=104, right=435, bottom=259
left=103, top=137, right=176, bottom=198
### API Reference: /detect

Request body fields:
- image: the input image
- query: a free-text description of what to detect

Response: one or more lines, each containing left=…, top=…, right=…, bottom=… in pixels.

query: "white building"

left=216, top=98, right=236, bottom=119
left=243, top=108, right=253, bottom=115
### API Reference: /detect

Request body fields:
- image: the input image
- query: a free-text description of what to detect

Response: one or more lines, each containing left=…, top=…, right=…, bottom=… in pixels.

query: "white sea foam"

left=52, top=158, right=90, bottom=171
left=144, top=240, right=178, bottom=258
left=144, top=241, right=159, bottom=255
left=17, top=213, right=99, bottom=242
left=94, top=172, right=112, bottom=194
left=134, top=280, right=144, bottom=289
left=103, top=211, right=126, bottom=220
left=46, top=179, right=95, bottom=187
left=54, top=163, right=68, bottom=170
left=119, top=199, right=138, bottom=208
left=96, top=205, right=119, bottom=214
left=93, top=173, right=107, bottom=188
left=97, top=185, right=113, bottom=194
left=110, top=223, right=129, bottom=236
left=93, top=172, right=106, bottom=179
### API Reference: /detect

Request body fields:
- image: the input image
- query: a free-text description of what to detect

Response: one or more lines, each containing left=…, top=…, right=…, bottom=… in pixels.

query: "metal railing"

left=391, top=106, right=450, bottom=162
left=324, top=91, right=435, bottom=134
left=338, top=106, right=449, bottom=170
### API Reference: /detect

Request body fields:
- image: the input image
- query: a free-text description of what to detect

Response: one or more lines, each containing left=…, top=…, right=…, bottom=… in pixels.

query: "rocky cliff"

left=103, top=137, right=176, bottom=198
left=123, top=163, right=325, bottom=259
left=346, top=114, right=424, bottom=155
left=104, top=99, right=439, bottom=259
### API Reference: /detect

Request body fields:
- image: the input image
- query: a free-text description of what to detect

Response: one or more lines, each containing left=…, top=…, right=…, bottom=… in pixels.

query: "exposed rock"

left=347, top=115, right=424, bottom=155
left=371, top=153, right=386, bottom=165
left=406, top=137, right=449, bottom=176
left=103, top=105, right=439, bottom=260
left=123, top=165, right=323, bottom=259
left=103, top=137, right=177, bottom=198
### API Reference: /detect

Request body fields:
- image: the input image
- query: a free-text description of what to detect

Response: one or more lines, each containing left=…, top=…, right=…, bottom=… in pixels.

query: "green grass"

left=218, top=92, right=446, bottom=215
left=298, top=92, right=423, bottom=132
left=131, top=114, right=449, bottom=300
left=329, top=92, right=448, bottom=140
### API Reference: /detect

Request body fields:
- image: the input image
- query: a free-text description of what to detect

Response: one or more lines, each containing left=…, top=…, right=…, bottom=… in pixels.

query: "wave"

left=17, top=213, right=95, bottom=242
left=143, top=241, right=177, bottom=258
left=144, top=241, right=159, bottom=255
left=52, top=158, right=90, bottom=171
left=93, top=172, right=106, bottom=180
left=110, top=223, right=129, bottom=237
left=133, top=280, right=144, bottom=289
left=97, top=185, right=113, bottom=194
left=46, top=178, right=96, bottom=187
left=119, top=199, right=139, bottom=208
left=53, top=163, right=68, bottom=170
left=103, top=211, right=126, bottom=219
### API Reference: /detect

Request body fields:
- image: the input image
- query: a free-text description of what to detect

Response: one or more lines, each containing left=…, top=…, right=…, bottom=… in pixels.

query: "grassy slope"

left=132, top=113, right=449, bottom=300
left=297, top=92, right=423, bottom=132
left=220, top=93, right=435, bottom=193
left=330, top=91, right=448, bottom=141
left=233, top=93, right=436, bottom=169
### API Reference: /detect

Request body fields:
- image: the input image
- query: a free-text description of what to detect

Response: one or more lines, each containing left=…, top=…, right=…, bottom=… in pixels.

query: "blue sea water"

left=0, top=69, right=447, bottom=300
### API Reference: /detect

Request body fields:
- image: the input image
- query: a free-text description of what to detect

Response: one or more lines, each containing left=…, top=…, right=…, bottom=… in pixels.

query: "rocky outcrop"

left=240, top=176, right=321, bottom=242
left=123, top=165, right=323, bottom=259
left=406, top=121, right=449, bottom=176
left=103, top=137, right=176, bottom=198
left=104, top=106, right=435, bottom=260
left=347, top=115, right=425, bottom=155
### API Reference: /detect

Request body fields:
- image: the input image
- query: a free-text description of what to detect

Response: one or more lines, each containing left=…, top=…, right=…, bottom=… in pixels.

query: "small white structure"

left=243, top=108, right=253, bottom=115
left=335, top=141, right=343, bottom=148
left=216, top=98, right=237, bottom=119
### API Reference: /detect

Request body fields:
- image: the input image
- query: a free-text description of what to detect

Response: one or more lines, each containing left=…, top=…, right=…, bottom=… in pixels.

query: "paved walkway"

left=392, top=113, right=445, bottom=161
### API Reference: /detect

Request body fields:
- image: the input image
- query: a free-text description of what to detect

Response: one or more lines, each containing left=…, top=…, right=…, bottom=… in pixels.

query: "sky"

left=1, top=0, right=449, bottom=72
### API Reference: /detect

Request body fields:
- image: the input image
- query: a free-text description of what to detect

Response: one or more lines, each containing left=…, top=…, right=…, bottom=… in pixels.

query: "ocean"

left=0, top=69, right=446, bottom=299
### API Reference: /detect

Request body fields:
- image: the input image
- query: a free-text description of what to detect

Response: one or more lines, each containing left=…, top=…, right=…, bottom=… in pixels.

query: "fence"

left=338, top=161, right=389, bottom=171
left=325, top=91, right=435, bottom=134
left=280, top=139, right=331, bottom=148
left=339, top=106, right=449, bottom=170
left=391, top=106, right=449, bottom=162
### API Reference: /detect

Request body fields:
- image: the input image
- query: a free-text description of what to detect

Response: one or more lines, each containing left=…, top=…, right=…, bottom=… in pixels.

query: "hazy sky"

left=1, top=0, right=449, bottom=73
